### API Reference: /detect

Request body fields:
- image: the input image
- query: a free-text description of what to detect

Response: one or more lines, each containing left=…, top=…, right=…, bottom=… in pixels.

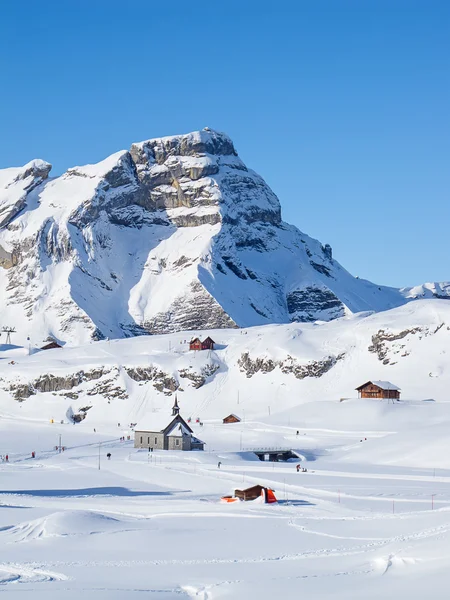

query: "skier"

left=107, top=452, right=112, bottom=460
left=218, top=461, right=222, bottom=469
left=31, top=451, right=35, bottom=459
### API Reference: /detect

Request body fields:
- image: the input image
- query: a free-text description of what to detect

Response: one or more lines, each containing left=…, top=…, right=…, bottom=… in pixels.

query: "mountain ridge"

left=0, top=127, right=448, bottom=345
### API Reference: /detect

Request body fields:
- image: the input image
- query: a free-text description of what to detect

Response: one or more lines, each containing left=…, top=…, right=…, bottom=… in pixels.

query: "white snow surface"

left=2, top=301, right=450, bottom=597
left=2, top=300, right=450, bottom=597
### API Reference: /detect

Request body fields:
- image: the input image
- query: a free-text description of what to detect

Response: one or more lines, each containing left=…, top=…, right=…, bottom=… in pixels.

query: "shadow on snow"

left=0, top=487, right=180, bottom=498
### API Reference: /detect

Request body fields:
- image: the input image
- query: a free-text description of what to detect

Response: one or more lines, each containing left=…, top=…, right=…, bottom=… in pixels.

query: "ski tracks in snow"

left=0, top=562, right=68, bottom=585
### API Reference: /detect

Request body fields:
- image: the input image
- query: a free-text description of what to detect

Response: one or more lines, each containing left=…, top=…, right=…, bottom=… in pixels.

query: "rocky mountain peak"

left=0, top=129, right=448, bottom=344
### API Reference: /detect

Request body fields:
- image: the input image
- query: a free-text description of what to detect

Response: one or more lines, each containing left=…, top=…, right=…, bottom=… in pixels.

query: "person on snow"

left=217, top=461, right=222, bottom=469
left=107, top=453, right=112, bottom=460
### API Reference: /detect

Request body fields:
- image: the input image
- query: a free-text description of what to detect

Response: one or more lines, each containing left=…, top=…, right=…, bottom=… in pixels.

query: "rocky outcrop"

left=368, top=325, right=444, bottom=364
left=0, top=244, right=15, bottom=269
left=143, top=281, right=238, bottom=334
left=86, top=379, right=128, bottom=400
left=178, top=363, right=220, bottom=389
left=9, top=368, right=107, bottom=401
left=125, top=366, right=179, bottom=394
left=238, top=352, right=345, bottom=379
left=0, top=159, right=51, bottom=229
left=286, top=287, right=345, bottom=322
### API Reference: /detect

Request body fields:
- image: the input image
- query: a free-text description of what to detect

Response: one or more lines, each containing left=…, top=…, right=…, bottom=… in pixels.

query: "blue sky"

left=0, top=0, right=448, bottom=287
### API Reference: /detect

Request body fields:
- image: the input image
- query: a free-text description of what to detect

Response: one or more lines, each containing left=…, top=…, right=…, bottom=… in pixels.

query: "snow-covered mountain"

left=1, top=299, right=450, bottom=427
left=0, top=128, right=448, bottom=345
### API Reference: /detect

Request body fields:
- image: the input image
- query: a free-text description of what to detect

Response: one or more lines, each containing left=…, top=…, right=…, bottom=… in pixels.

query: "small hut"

left=189, top=337, right=203, bottom=351
left=234, top=485, right=265, bottom=501
left=201, top=336, right=215, bottom=350
left=40, top=341, right=63, bottom=351
left=223, top=414, right=241, bottom=424
left=356, top=381, right=401, bottom=400
left=233, top=485, right=277, bottom=503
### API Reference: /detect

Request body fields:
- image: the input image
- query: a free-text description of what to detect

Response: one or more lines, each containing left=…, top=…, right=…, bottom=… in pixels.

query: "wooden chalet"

left=40, top=341, right=63, bottom=351
left=189, top=336, right=216, bottom=351
left=223, top=414, right=241, bottom=424
left=189, top=337, right=203, bottom=351
left=356, top=380, right=401, bottom=400
left=201, top=336, right=215, bottom=350
left=234, top=485, right=277, bottom=503
left=234, top=485, right=265, bottom=501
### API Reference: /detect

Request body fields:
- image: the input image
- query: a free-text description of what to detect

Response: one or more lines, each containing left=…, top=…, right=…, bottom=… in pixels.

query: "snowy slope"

left=3, top=301, right=450, bottom=598
left=1, top=299, right=450, bottom=438
left=0, top=128, right=448, bottom=345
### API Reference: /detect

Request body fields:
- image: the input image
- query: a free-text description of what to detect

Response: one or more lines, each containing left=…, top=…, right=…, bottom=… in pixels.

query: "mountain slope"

left=1, top=299, right=449, bottom=427
left=0, top=128, right=447, bottom=345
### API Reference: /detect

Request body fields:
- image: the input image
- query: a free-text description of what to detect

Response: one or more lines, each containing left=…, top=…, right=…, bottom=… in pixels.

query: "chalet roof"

left=356, top=380, right=401, bottom=391
left=135, top=412, right=193, bottom=435
left=224, top=413, right=241, bottom=420
left=40, top=341, right=62, bottom=350
left=203, top=336, right=215, bottom=343
left=190, top=337, right=201, bottom=343
left=165, top=419, right=192, bottom=436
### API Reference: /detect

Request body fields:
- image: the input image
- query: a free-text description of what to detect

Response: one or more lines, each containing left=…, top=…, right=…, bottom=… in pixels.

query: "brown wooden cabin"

left=189, top=336, right=216, bottom=351
left=40, top=341, right=63, bottom=351
left=201, top=336, right=215, bottom=350
left=234, top=485, right=265, bottom=501
left=356, top=380, right=401, bottom=400
left=223, top=414, right=241, bottom=424
left=189, top=337, right=203, bottom=351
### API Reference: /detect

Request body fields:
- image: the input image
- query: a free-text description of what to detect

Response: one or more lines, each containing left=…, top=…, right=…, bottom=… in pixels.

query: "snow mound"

left=6, top=510, right=125, bottom=543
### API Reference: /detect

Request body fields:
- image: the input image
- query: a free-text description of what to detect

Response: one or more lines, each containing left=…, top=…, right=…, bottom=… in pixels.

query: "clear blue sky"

left=0, top=1, right=448, bottom=287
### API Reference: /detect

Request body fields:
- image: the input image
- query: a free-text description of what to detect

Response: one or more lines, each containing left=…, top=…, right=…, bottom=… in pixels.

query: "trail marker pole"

left=338, top=489, right=340, bottom=504
left=98, top=442, right=101, bottom=470
left=432, top=494, right=436, bottom=510
left=392, top=499, right=395, bottom=514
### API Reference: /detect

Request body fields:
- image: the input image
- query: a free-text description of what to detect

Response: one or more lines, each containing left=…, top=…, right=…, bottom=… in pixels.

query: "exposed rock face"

left=179, top=363, right=220, bottom=389
left=1, top=128, right=448, bottom=344
left=0, top=159, right=51, bottom=228
left=125, top=366, right=179, bottom=393
left=9, top=368, right=106, bottom=401
left=238, top=352, right=345, bottom=379
left=287, top=287, right=345, bottom=322
left=368, top=325, right=444, bottom=364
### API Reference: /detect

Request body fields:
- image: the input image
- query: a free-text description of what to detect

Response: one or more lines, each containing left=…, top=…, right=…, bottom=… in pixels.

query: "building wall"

left=166, top=436, right=194, bottom=451
left=359, top=385, right=400, bottom=399
left=134, top=431, right=165, bottom=449
left=223, top=416, right=240, bottom=424
left=135, top=431, right=203, bottom=451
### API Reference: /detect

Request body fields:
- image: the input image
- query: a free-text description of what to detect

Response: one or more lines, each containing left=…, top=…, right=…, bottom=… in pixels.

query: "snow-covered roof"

left=356, top=380, right=401, bottom=391
left=371, top=380, right=401, bottom=391
left=165, top=420, right=192, bottom=436
left=135, top=411, right=174, bottom=433
left=135, top=412, right=193, bottom=435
